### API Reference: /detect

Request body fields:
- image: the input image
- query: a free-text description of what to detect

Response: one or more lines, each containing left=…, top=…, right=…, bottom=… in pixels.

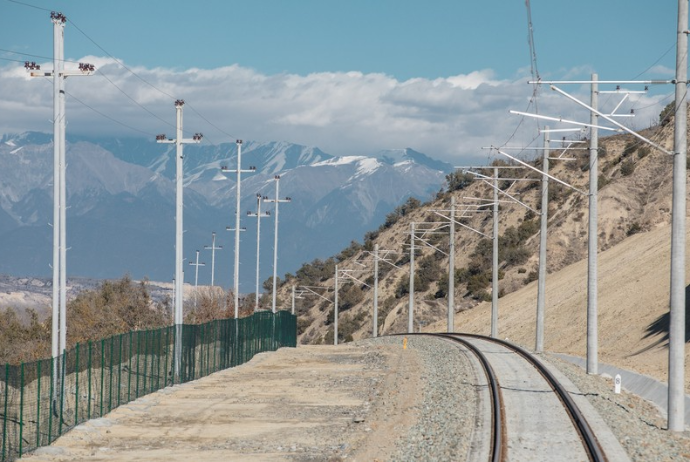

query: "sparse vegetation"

left=0, top=275, right=190, bottom=364
left=598, top=175, right=610, bottom=190
left=184, top=286, right=236, bottom=324
left=445, top=171, right=474, bottom=192
left=525, top=271, right=538, bottom=285
left=659, top=101, right=674, bottom=126
left=627, top=222, right=643, bottom=236
left=620, top=159, right=636, bottom=176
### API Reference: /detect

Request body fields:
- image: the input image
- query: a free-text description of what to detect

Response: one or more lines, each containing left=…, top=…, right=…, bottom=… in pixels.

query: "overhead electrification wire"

left=0, top=56, right=32, bottom=64
left=65, top=18, right=234, bottom=145
left=1, top=51, right=178, bottom=141
left=8, top=0, right=232, bottom=145
left=29, top=73, right=158, bottom=137
left=7, top=0, right=49, bottom=12
left=65, top=19, right=176, bottom=101
left=94, top=69, right=174, bottom=130
left=66, top=90, right=158, bottom=137
left=0, top=48, right=80, bottom=65
left=524, top=0, right=541, bottom=131
left=491, top=0, right=543, bottom=165
left=630, top=42, right=676, bottom=81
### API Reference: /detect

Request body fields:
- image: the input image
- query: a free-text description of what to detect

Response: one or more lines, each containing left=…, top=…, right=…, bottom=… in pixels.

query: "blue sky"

left=0, top=0, right=682, bottom=163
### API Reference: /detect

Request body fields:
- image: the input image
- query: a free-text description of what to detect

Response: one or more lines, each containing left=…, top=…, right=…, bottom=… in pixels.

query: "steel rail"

left=452, top=333, right=606, bottom=462
left=440, top=334, right=505, bottom=462
left=397, top=332, right=504, bottom=461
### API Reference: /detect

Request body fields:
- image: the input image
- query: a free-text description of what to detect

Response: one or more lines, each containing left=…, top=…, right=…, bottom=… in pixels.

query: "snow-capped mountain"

left=0, top=132, right=451, bottom=293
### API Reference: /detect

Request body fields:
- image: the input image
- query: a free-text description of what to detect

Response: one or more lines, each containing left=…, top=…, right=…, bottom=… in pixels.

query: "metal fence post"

left=2, top=364, right=8, bottom=461
left=58, top=351, right=65, bottom=436
left=127, top=331, right=132, bottom=402
left=35, top=360, right=41, bottom=448
left=142, top=330, right=148, bottom=394
left=165, top=327, right=171, bottom=387
left=87, top=341, right=92, bottom=421
left=48, top=359, right=53, bottom=444
left=156, top=329, right=162, bottom=391
left=74, top=343, right=80, bottom=427
left=135, top=331, right=141, bottom=399
left=100, top=339, right=105, bottom=417
left=108, top=335, right=114, bottom=412
left=18, top=362, right=24, bottom=457
left=117, top=334, right=122, bottom=406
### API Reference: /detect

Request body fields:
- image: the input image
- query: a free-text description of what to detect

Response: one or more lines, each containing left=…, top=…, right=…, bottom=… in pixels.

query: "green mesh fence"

left=0, top=311, right=296, bottom=461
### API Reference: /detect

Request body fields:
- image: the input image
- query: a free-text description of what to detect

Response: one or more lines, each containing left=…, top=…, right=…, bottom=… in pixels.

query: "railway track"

left=422, top=333, right=607, bottom=461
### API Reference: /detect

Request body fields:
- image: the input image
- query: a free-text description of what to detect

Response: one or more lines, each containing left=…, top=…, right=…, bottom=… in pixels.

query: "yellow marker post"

left=403, top=337, right=408, bottom=349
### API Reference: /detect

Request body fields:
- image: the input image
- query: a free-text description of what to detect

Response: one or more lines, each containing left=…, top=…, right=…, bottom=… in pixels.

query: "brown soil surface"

left=24, top=343, right=420, bottom=462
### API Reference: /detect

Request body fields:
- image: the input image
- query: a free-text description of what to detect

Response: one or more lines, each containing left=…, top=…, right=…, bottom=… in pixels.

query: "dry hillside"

left=276, top=106, right=690, bottom=388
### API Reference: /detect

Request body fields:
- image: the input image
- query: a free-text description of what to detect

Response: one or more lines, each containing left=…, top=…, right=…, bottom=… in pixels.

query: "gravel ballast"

left=357, top=336, right=690, bottom=462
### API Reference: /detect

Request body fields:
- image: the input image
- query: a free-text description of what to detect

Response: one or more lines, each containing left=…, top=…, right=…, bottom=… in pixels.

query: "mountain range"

left=0, top=132, right=452, bottom=295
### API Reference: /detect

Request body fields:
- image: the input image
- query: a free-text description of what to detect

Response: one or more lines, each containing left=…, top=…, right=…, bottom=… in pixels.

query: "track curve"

left=420, top=333, right=606, bottom=461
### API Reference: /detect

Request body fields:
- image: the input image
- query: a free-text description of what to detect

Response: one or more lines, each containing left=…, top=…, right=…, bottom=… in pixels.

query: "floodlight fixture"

left=78, top=62, right=95, bottom=73
left=50, top=11, right=66, bottom=23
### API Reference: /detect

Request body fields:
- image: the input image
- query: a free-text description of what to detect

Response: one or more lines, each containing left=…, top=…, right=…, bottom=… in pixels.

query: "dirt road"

left=24, top=343, right=420, bottom=461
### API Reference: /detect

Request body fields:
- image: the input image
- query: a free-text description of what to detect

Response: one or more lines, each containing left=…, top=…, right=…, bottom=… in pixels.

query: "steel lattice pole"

left=587, top=76, right=599, bottom=375
left=491, top=168, right=499, bottom=338
left=448, top=196, right=455, bottom=333
left=233, top=141, right=242, bottom=318
left=408, top=222, right=415, bottom=333
left=536, top=127, right=549, bottom=353
left=373, top=244, right=379, bottom=338
left=668, top=0, right=687, bottom=432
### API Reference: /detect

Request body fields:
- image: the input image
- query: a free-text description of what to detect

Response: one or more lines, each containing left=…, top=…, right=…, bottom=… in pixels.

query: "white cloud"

left=0, top=58, right=669, bottom=164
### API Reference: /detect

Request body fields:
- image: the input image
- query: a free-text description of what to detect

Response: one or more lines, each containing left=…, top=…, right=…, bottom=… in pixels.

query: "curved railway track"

left=420, top=333, right=607, bottom=461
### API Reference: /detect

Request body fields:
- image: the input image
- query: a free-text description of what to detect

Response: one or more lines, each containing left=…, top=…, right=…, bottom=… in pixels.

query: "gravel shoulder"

left=22, top=336, right=690, bottom=461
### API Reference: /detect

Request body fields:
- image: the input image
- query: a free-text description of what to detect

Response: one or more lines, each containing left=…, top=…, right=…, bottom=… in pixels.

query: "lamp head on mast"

left=50, top=11, right=66, bottom=23
left=78, top=63, right=95, bottom=73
